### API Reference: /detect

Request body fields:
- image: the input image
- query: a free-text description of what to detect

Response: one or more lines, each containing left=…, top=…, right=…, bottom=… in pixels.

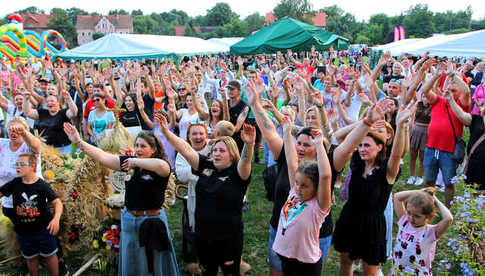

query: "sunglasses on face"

left=93, top=98, right=102, bottom=102
left=15, top=162, right=31, bottom=167
left=177, top=87, right=186, bottom=92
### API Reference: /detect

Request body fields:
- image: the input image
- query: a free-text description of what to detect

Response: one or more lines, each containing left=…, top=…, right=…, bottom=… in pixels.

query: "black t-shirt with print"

left=0, top=177, right=58, bottom=235
left=119, top=156, right=169, bottom=211
left=465, top=115, right=485, bottom=189
left=193, top=154, right=251, bottom=240
left=270, top=146, right=340, bottom=238
left=34, top=109, right=71, bottom=147
left=120, top=108, right=150, bottom=130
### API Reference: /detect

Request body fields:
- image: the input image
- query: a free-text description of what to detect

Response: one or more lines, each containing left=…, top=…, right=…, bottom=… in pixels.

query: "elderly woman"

left=24, top=91, right=77, bottom=155
left=159, top=112, right=255, bottom=276
left=63, top=123, right=179, bottom=275
left=0, top=117, right=41, bottom=220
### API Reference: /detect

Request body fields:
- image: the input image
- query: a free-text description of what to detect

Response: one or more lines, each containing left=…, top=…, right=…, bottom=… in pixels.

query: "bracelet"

left=363, top=119, right=372, bottom=127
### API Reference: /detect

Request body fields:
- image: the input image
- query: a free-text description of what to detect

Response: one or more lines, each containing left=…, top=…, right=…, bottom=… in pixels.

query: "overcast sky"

left=2, top=0, right=484, bottom=21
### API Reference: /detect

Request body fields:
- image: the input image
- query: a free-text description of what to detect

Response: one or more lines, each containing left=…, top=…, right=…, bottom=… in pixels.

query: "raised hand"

left=311, top=129, right=324, bottom=146
left=281, top=115, right=292, bottom=134
left=366, top=103, right=386, bottom=124
left=63, top=123, right=81, bottom=143
left=155, top=113, right=169, bottom=134
left=261, top=98, right=275, bottom=111
left=241, top=123, right=256, bottom=145
left=396, top=101, right=417, bottom=126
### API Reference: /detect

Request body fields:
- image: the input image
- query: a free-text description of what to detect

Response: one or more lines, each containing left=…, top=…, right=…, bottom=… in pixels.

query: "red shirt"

left=83, top=98, right=116, bottom=118
left=296, top=64, right=314, bottom=80
left=426, top=96, right=470, bottom=153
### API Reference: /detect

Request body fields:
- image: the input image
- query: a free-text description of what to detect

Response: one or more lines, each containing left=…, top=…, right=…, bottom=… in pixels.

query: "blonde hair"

left=215, top=120, right=235, bottom=137
left=8, top=116, right=29, bottom=130
left=211, top=136, right=240, bottom=163
left=280, top=106, right=296, bottom=122
left=304, top=106, right=321, bottom=128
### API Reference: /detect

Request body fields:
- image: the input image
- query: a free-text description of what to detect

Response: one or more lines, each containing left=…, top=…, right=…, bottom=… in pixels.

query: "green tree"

left=183, top=21, right=199, bottom=37
left=133, top=15, right=159, bottom=34
left=14, top=6, right=45, bottom=14
left=66, top=7, right=88, bottom=25
left=320, top=5, right=362, bottom=41
left=131, top=9, right=143, bottom=17
left=92, top=32, right=104, bottom=40
left=369, top=13, right=391, bottom=43
left=244, top=13, right=265, bottom=33
left=108, top=9, right=128, bottom=15
left=47, top=8, right=78, bottom=47
left=402, top=4, right=435, bottom=38
left=206, top=3, right=239, bottom=26
left=273, top=0, right=313, bottom=23
left=471, top=18, right=485, bottom=30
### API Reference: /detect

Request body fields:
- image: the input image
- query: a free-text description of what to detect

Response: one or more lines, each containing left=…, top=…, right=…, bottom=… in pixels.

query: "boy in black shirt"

left=0, top=153, right=62, bottom=276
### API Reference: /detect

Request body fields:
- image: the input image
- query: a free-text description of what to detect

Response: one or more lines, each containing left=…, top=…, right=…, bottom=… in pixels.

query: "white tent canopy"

left=57, top=34, right=229, bottom=60
left=119, top=34, right=229, bottom=56
left=208, top=37, right=244, bottom=47
left=373, top=30, right=485, bottom=58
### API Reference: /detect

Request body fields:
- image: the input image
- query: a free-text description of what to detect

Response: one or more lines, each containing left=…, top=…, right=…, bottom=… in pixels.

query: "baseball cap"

left=226, top=80, right=241, bottom=90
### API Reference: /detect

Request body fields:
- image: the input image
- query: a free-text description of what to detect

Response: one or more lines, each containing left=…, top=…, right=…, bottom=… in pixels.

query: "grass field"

left=0, top=142, right=466, bottom=275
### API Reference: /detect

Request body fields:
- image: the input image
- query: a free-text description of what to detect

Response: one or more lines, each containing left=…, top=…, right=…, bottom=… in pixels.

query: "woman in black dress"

left=332, top=103, right=414, bottom=276
left=157, top=113, right=256, bottom=276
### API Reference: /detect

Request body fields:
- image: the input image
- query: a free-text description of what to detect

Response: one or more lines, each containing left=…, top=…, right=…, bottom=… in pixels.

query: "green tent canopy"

left=230, top=17, right=349, bottom=55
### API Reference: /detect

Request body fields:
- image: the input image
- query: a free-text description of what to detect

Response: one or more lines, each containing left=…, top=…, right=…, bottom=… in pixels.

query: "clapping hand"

left=311, top=129, right=324, bottom=146
left=281, top=115, right=292, bottom=134
left=396, top=101, right=418, bottom=126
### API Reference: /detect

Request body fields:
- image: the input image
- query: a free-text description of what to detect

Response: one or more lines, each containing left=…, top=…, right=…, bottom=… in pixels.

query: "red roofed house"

left=20, top=13, right=53, bottom=33
left=265, top=12, right=326, bottom=28
left=76, top=14, right=133, bottom=45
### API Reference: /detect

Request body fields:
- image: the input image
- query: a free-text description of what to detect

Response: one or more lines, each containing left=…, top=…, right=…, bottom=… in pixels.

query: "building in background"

left=264, top=12, right=327, bottom=28
left=76, top=14, right=133, bottom=45
left=20, top=13, right=53, bottom=33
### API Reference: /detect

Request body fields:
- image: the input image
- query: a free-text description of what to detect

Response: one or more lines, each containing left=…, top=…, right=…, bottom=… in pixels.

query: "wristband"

left=363, top=119, right=372, bottom=127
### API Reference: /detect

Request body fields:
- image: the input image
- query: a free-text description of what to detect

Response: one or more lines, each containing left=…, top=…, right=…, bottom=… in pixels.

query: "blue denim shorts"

left=268, top=226, right=332, bottom=271
left=17, top=228, right=58, bottom=259
left=423, top=147, right=458, bottom=185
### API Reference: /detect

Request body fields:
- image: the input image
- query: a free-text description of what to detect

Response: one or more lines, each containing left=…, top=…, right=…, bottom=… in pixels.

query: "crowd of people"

left=0, top=46, right=483, bottom=276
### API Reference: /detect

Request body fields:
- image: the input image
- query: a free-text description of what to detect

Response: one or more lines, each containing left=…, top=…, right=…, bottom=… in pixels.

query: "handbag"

left=463, top=132, right=485, bottom=175
left=445, top=105, right=466, bottom=164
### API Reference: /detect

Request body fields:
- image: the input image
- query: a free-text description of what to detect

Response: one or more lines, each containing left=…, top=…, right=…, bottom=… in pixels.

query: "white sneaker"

left=415, top=177, right=424, bottom=186
left=378, top=269, right=384, bottom=276
left=407, top=176, right=416, bottom=185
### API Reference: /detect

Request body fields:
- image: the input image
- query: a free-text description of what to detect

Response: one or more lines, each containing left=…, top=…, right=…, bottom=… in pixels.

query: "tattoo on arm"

left=257, top=111, right=272, bottom=130
left=241, top=147, right=248, bottom=159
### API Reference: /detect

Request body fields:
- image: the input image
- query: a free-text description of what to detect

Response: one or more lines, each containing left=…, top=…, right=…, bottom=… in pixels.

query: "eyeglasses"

left=15, top=162, right=31, bottom=167
left=93, top=98, right=101, bottom=102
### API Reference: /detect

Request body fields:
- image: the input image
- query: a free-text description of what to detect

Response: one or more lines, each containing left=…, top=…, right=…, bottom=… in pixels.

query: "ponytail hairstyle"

left=407, top=187, right=437, bottom=217
left=135, top=131, right=168, bottom=161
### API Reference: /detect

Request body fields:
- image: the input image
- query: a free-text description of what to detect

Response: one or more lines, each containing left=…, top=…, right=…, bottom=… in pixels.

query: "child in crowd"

left=272, top=117, right=332, bottom=276
left=393, top=187, right=453, bottom=275
left=0, top=153, right=63, bottom=276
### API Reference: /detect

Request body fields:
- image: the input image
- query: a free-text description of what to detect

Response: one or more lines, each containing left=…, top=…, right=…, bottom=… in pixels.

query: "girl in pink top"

left=393, top=188, right=453, bottom=275
left=471, top=84, right=485, bottom=115
left=272, top=117, right=332, bottom=276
